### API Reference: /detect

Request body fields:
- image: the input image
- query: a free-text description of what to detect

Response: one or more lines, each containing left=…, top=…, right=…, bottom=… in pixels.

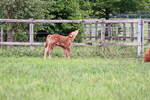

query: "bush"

left=0, top=46, right=138, bottom=58
left=14, top=30, right=28, bottom=42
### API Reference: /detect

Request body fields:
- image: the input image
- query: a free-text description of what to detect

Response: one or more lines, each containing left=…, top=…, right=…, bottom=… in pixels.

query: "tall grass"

left=0, top=46, right=139, bottom=58
left=0, top=57, right=150, bottom=100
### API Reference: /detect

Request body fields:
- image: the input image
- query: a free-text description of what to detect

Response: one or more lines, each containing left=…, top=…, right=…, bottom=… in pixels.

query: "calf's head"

left=69, top=30, right=79, bottom=41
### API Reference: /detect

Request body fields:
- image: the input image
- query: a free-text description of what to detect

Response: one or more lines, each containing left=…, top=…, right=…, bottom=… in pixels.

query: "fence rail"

left=0, top=42, right=141, bottom=46
left=0, top=19, right=140, bottom=23
left=0, top=18, right=150, bottom=56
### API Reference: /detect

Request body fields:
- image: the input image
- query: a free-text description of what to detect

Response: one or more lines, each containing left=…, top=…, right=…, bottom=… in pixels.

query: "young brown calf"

left=144, top=48, right=150, bottom=62
left=44, top=30, right=79, bottom=59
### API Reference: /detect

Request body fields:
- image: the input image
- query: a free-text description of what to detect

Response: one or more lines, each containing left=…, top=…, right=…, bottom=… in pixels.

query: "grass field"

left=0, top=56, right=150, bottom=100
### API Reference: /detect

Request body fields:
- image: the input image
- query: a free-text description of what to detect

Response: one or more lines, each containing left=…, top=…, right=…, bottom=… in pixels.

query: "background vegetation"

left=0, top=46, right=138, bottom=58
left=0, top=0, right=149, bottom=42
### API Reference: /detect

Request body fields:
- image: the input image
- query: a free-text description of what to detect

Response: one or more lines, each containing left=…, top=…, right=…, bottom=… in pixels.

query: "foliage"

left=0, top=0, right=148, bottom=42
left=90, top=0, right=147, bottom=19
left=91, top=0, right=120, bottom=19
left=0, top=46, right=138, bottom=58
left=14, top=30, right=28, bottom=42
left=0, top=0, right=48, bottom=42
left=0, top=0, right=46, bottom=19
left=43, top=0, right=84, bottom=42
left=118, top=0, right=147, bottom=13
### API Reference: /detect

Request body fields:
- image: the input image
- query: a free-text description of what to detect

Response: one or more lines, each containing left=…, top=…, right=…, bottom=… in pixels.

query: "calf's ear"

left=69, top=34, right=73, bottom=38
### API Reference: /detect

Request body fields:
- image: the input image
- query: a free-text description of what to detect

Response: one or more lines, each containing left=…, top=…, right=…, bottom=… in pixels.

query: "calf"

left=44, top=30, right=79, bottom=59
left=144, top=48, right=150, bottom=62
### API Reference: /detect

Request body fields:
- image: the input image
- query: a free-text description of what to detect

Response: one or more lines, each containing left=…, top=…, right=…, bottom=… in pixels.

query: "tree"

left=78, top=0, right=92, bottom=18
left=90, top=0, right=147, bottom=19
left=0, top=0, right=47, bottom=41
left=43, top=0, right=84, bottom=42
left=89, top=0, right=147, bottom=37
left=91, top=0, right=120, bottom=19
left=118, top=0, right=147, bottom=14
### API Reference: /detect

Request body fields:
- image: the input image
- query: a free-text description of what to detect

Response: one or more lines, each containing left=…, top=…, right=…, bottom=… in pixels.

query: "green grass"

left=0, top=46, right=138, bottom=58
left=0, top=56, right=150, bottom=100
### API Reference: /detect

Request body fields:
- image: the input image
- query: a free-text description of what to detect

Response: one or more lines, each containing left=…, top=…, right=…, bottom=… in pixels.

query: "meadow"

left=0, top=46, right=150, bottom=100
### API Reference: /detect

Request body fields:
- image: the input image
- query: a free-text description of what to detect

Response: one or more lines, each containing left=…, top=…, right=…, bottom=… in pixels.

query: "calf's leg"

left=48, top=46, right=54, bottom=59
left=44, top=47, right=49, bottom=59
left=63, top=48, right=67, bottom=58
left=66, top=48, right=71, bottom=58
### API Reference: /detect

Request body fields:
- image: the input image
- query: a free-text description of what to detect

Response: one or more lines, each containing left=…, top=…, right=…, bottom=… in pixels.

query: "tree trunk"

left=105, top=8, right=111, bottom=39
left=6, top=13, right=14, bottom=42
left=105, top=8, right=111, bottom=20
left=7, top=24, right=14, bottom=42
left=7, top=30, right=14, bottom=42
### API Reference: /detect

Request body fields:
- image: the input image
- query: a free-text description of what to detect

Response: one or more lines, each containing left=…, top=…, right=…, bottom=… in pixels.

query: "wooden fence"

left=0, top=18, right=150, bottom=56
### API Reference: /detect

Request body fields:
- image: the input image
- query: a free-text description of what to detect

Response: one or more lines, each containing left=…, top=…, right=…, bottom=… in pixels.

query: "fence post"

left=83, top=23, right=86, bottom=39
left=29, top=20, right=34, bottom=45
left=115, top=24, right=119, bottom=41
left=148, top=22, right=150, bottom=43
left=0, top=27, right=3, bottom=42
left=95, top=22, right=98, bottom=40
left=130, top=23, right=134, bottom=41
left=123, top=23, right=126, bottom=41
left=89, top=24, right=92, bottom=40
left=137, top=19, right=144, bottom=56
left=101, top=23, right=105, bottom=41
